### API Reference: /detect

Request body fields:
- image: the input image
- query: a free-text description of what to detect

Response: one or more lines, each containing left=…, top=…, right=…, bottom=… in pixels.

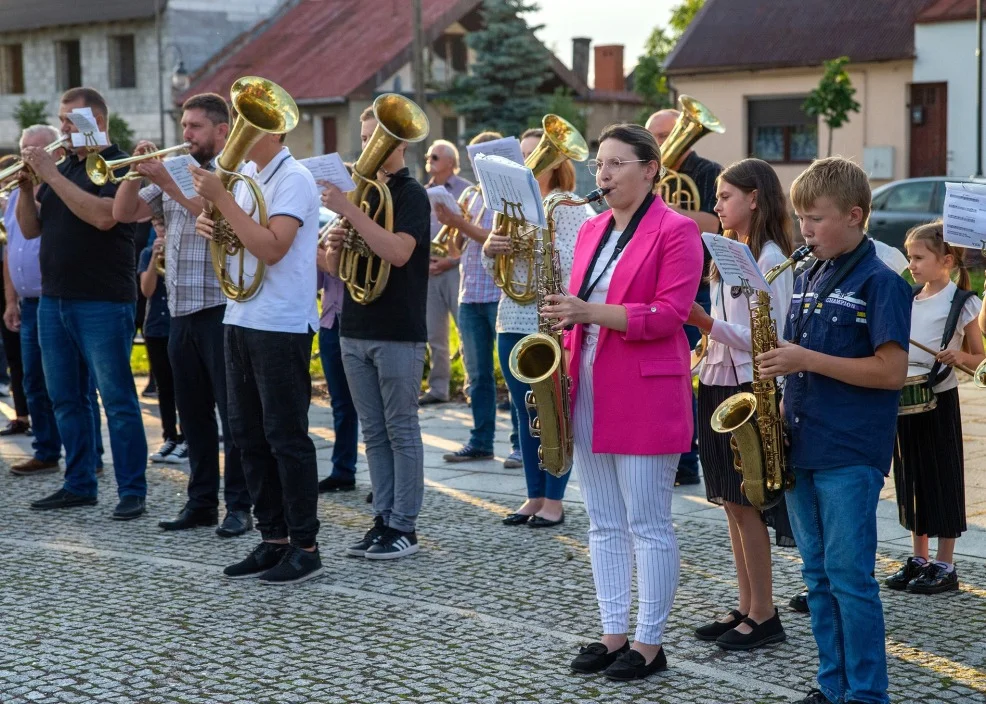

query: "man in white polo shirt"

left=190, top=132, right=322, bottom=585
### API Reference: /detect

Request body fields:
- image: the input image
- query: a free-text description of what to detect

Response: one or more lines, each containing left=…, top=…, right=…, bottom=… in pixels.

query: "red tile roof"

left=665, top=0, right=935, bottom=74
left=916, top=0, right=977, bottom=22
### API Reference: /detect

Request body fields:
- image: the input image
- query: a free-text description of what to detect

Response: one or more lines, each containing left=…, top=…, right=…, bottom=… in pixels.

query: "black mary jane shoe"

left=716, top=608, right=786, bottom=651
left=694, top=609, right=747, bottom=641
left=570, top=640, right=629, bottom=674
left=501, top=513, right=532, bottom=526
left=528, top=512, right=564, bottom=528
left=602, top=646, right=668, bottom=681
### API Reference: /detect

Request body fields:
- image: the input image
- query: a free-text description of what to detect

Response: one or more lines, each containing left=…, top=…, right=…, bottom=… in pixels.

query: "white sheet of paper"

left=473, top=154, right=545, bottom=228
left=426, top=186, right=461, bottom=215
left=701, top=233, right=770, bottom=293
left=943, top=181, right=986, bottom=249
left=467, top=137, right=524, bottom=175
left=299, top=153, right=356, bottom=192
left=70, top=131, right=108, bottom=147
left=162, top=154, right=200, bottom=199
left=67, top=108, right=108, bottom=147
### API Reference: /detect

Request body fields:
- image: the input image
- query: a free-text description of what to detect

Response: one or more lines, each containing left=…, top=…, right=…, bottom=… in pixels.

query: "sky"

left=528, top=0, right=679, bottom=78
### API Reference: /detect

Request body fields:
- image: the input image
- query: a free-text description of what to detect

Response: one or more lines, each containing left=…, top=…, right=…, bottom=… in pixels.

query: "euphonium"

left=431, top=185, right=483, bottom=257
left=655, top=95, right=724, bottom=211
left=508, top=187, right=610, bottom=477
left=209, top=76, right=299, bottom=302
left=493, top=114, right=589, bottom=304
left=710, top=244, right=814, bottom=510
left=337, top=93, right=430, bottom=304
left=86, top=142, right=191, bottom=186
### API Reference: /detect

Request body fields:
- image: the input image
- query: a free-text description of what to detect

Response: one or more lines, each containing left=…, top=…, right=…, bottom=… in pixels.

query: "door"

left=908, top=82, right=947, bottom=177
left=321, top=116, right=337, bottom=154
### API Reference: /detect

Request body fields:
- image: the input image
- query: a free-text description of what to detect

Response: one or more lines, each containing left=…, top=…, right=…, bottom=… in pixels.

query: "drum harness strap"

left=911, top=284, right=977, bottom=390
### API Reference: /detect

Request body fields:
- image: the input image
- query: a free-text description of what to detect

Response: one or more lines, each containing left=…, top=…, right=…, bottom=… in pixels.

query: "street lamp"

left=171, top=59, right=190, bottom=93
left=977, top=0, right=984, bottom=177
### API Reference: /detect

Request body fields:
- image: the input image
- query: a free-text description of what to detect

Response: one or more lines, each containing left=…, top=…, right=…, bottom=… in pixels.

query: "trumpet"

left=0, top=136, right=70, bottom=196
left=432, top=185, right=483, bottom=257
left=86, top=142, right=192, bottom=186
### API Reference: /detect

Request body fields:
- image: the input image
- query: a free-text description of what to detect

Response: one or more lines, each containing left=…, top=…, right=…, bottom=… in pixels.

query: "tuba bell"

left=209, top=76, right=299, bottom=302
left=655, top=95, right=724, bottom=211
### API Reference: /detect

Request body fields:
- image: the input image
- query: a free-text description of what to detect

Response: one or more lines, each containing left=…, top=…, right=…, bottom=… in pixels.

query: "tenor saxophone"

left=709, top=244, right=813, bottom=510
left=507, top=187, right=609, bottom=477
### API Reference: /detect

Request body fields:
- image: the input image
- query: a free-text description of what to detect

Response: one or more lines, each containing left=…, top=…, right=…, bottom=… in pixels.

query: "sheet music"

left=701, top=233, right=771, bottom=293
left=466, top=137, right=523, bottom=175
left=943, top=181, right=986, bottom=249
left=473, top=154, right=545, bottom=228
left=426, top=186, right=461, bottom=215
left=299, top=153, right=356, bottom=192
left=162, top=154, right=200, bottom=199
left=67, top=108, right=108, bottom=147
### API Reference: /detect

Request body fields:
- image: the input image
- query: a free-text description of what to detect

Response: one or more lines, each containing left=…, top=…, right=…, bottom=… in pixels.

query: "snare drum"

left=899, top=366, right=937, bottom=416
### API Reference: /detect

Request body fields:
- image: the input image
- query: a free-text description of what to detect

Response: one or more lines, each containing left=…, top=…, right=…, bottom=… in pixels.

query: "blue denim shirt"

left=782, top=239, right=912, bottom=473
left=137, top=228, right=171, bottom=338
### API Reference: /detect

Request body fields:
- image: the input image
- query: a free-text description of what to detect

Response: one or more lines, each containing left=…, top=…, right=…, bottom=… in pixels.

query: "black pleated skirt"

left=697, top=381, right=796, bottom=547
left=893, top=386, right=967, bottom=539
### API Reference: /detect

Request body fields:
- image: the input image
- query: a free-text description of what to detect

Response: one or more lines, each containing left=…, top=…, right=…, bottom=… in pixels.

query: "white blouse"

left=583, top=229, right=624, bottom=339
left=908, top=280, right=982, bottom=393
left=698, top=240, right=793, bottom=387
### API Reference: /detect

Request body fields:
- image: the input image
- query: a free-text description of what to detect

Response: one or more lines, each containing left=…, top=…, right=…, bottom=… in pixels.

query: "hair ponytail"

left=904, top=220, right=970, bottom=290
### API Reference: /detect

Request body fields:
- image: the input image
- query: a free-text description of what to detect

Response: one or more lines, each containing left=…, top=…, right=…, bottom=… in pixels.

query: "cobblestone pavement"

left=1, top=383, right=984, bottom=704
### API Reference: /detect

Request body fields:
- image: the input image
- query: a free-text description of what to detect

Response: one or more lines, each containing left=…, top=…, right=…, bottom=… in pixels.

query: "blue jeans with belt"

left=318, top=318, right=359, bottom=481
left=679, top=282, right=711, bottom=479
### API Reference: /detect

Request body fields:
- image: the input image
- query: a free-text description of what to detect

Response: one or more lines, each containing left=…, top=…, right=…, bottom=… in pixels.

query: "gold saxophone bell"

left=0, top=136, right=70, bottom=197
left=209, top=76, right=300, bottom=302
left=655, top=95, right=724, bottom=211
left=431, top=185, right=483, bottom=257
left=86, top=142, right=192, bottom=186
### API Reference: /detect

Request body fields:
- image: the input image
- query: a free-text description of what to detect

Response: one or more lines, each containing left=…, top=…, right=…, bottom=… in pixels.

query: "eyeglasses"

left=587, top=158, right=649, bottom=175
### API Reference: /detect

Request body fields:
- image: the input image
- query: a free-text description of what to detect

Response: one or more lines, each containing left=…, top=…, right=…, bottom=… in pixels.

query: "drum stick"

left=908, top=338, right=976, bottom=376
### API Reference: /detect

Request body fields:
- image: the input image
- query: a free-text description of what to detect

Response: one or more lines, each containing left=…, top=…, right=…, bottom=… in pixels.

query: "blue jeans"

left=20, top=298, right=102, bottom=465
left=787, top=464, right=889, bottom=704
left=498, top=332, right=570, bottom=501
left=319, top=319, right=359, bottom=480
left=679, top=283, right=711, bottom=478
left=39, top=297, right=146, bottom=498
left=458, top=302, right=498, bottom=453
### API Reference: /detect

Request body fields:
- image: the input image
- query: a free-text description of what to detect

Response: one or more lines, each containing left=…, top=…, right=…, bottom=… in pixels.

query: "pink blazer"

left=564, top=197, right=703, bottom=455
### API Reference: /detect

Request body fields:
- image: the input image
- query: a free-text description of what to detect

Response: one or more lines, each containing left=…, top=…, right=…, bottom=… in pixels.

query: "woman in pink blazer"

left=542, top=124, right=703, bottom=681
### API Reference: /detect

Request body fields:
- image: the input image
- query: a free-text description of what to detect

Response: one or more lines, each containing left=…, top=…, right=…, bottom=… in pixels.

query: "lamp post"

left=977, top=0, right=983, bottom=177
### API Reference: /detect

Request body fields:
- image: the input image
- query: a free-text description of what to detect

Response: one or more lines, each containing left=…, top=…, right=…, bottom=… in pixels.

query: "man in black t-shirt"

left=15, top=87, right=147, bottom=519
left=322, top=105, right=431, bottom=561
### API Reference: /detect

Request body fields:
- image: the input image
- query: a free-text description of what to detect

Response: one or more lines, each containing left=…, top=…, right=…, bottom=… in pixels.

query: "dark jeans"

left=458, top=302, right=498, bottom=453
left=145, top=336, right=180, bottom=443
left=225, top=324, right=318, bottom=548
left=169, top=306, right=249, bottom=512
left=679, top=282, right=711, bottom=478
left=318, top=319, right=358, bottom=481
left=0, top=279, right=27, bottom=416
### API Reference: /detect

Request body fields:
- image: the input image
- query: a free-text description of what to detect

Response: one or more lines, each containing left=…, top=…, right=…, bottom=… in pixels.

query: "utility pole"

left=155, top=0, right=165, bottom=144
left=411, top=0, right=428, bottom=182
left=977, top=0, right=984, bottom=177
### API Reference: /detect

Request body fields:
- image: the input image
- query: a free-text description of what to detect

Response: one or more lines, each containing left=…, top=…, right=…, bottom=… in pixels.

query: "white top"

left=699, top=240, right=794, bottom=387
left=223, top=147, right=321, bottom=333
left=872, top=239, right=909, bottom=275
left=908, top=280, right=982, bottom=393
left=583, top=229, right=625, bottom=339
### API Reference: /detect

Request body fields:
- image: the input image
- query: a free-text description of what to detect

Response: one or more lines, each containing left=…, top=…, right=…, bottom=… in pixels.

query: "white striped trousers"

left=573, top=336, right=680, bottom=644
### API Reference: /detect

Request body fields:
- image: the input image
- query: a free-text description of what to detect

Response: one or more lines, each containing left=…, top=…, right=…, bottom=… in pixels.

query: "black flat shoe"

left=216, top=510, right=253, bottom=537
left=789, top=588, right=809, bottom=613
left=885, top=557, right=928, bottom=591
left=112, top=495, right=146, bottom=521
left=602, top=646, right=668, bottom=681
left=30, top=488, right=98, bottom=511
left=570, top=641, right=629, bottom=674
left=695, top=609, right=747, bottom=641
left=158, top=506, right=219, bottom=531
left=528, top=513, right=564, bottom=528
left=716, top=608, right=786, bottom=651
left=501, top=513, right=532, bottom=526
left=318, top=476, right=356, bottom=493
left=906, top=562, right=959, bottom=594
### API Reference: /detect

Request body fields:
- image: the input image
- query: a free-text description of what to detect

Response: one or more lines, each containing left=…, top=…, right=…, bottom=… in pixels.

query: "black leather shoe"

left=789, top=588, right=809, bottom=613
left=885, top=557, right=928, bottom=590
left=0, top=419, right=31, bottom=436
left=30, top=488, right=98, bottom=511
left=501, top=513, right=532, bottom=526
left=318, top=476, right=356, bottom=493
left=695, top=609, right=747, bottom=641
left=570, top=640, right=629, bottom=674
left=906, top=562, right=959, bottom=594
left=794, top=689, right=833, bottom=704
left=365, top=491, right=373, bottom=504
left=528, top=512, right=564, bottom=528
left=112, top=495, right=146, bottom=521
left=158, top=506, right=219, bottom=531
left=716, top=608, right=786, bottom=650
left=216, top=510, right=253, bottom=538
left=603, top=646, right=668, bottom=681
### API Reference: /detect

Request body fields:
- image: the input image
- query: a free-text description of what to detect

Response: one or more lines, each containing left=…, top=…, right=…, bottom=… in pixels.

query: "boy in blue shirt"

left=758, top=157, right=911, bottom=704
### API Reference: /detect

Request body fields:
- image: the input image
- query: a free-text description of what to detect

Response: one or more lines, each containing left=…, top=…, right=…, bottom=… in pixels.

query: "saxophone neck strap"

left=793, top=237, right=870, bottom=341
left=577, top=192, right=654, bottom=302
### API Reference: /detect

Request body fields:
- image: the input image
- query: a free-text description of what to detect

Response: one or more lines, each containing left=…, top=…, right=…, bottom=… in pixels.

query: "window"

left=0, top=44, right=24, bottom=94
left=55, top=39, right=81, bottom=91
left=879, top=181, right=935, bottom=213
left=108, top=35, right=136, bottom=89
left=748, top=97, right=817, bottom=163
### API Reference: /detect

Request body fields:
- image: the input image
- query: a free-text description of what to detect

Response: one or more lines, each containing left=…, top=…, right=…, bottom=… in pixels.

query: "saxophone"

left=709, top=244, right=813, bottom=510
left=507, top=187, right=609, bottom=477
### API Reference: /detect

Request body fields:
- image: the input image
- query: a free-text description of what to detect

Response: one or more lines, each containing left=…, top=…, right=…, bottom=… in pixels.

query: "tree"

left=108, top=114, right=135, bottom=153
left=450, top=0, right=551, bottom=139
left=633, top=0, right=706, bottom=119
left=13, top=99, right=48, bottom=131
left=802, top=56, right=861, bottom=157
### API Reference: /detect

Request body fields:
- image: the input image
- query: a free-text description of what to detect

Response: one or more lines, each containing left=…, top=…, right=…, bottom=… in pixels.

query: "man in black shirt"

left=15, top=87, right=147, bottom=519
left=322, top=105, right=431, bottom=561
left=646, top=109, right=722, bottom=486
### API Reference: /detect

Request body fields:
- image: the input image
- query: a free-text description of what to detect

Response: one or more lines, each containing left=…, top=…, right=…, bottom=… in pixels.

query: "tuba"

left=337, top=93, right=430, bottom=305
left=209, top=77, right=299, bottom=302
left=431, top=184, right=483, bottom=257
left=508, top=187, right=610, bottom=477
left=492, top=115, right=589, bottom=304
left=710, top=245, right=814, bottom=510
left=655, top=95, right=724, bottom=211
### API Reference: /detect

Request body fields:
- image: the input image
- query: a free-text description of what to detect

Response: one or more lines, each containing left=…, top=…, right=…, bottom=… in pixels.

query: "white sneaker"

left=164, top=441, right=189, bottom=464
left=150, top=440, right=177, bottom=463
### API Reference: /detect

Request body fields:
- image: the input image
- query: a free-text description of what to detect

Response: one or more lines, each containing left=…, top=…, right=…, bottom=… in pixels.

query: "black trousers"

left=224, top=324, right=318, bottom=548
left=0, top=277, right=28, bottom=417
left=169, top=306, right=249, bottom=512
left=145, top=336, right=180, bottom=442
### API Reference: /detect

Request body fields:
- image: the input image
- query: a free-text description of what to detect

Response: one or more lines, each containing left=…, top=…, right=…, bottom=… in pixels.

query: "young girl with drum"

left=888, top=221, right=983, bottom=594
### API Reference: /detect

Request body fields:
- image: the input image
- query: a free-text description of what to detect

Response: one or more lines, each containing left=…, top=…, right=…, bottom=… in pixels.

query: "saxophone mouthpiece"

left=584, top=187, right=612, bottom=203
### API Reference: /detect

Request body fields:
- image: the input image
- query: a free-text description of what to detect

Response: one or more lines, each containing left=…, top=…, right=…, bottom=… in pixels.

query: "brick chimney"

left=572, top=37, right=591, bottom=86
left=593, top=44, right=624, bottom=92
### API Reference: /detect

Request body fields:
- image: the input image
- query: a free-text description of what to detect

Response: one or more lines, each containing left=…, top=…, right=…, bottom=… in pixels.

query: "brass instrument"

left=337, top=93, right=430, bottom=305
left=710, top=244, right=814, bottom=510
left=655, top=95, right=724, bottom=211
left=432, top=184, right=483, bottom=257
left=86, top=142, right=191, bottom=186
left=493, top=115, right=589, bottom=304
left=508, top=187, right=610, bottom=477
left=690, top=333, right=708, bottom=373
left=209, top=76, right=299, bottom=302
left=0, top=136, right=70, bottom=197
